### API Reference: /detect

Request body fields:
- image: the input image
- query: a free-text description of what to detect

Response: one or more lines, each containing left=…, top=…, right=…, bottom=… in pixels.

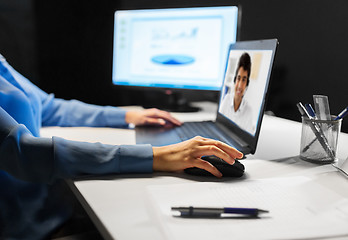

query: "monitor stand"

left=142, top=90, right=200, bottom=113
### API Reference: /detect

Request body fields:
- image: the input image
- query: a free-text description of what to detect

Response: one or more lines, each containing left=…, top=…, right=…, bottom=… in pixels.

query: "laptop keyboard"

left=174, top=121, right=226, bottom=142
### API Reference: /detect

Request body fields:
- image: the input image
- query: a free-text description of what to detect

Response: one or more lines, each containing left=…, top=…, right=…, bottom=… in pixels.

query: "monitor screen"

left=112, top=6, right=239, bottom=91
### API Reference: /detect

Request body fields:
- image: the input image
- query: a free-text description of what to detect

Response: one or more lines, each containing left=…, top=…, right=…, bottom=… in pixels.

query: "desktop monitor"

left=112, top=6, right=240, bottom=111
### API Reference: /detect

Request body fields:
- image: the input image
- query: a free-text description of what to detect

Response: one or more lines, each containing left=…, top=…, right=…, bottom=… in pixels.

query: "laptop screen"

left=218, top=40, right=277, bottom=139
left=135, top=39, right=278, bottom=155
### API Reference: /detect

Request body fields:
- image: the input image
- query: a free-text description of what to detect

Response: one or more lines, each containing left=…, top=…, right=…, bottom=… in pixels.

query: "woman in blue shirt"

left=0, top=54, right=242, bottom=239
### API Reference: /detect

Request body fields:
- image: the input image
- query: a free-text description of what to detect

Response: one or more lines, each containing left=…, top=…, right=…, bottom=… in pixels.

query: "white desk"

left=41, top=102, right=348, bottom=240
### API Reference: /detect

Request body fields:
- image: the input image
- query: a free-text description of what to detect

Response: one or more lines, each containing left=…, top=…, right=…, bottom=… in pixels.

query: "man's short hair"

left=234, top=52, right=251, bottom=86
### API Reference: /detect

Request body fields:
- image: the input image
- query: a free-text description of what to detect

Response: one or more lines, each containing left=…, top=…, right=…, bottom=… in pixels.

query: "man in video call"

left=220, top=52, right=254, bottom=133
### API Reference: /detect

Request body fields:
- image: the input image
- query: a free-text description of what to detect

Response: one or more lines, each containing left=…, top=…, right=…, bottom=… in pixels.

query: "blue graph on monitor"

left=151, top=54, right=195, bottom=65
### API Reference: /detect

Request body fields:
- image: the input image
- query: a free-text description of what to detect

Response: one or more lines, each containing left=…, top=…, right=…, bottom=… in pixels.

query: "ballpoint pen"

left=305, top=103, right=316, bottom=118
left=297, top=102, right=335, bottom=159
left=303, top=106, right=346, bottom=152
left=334, top=106, right=348, bottom=120
left=171, top=206, right=269, bottom=217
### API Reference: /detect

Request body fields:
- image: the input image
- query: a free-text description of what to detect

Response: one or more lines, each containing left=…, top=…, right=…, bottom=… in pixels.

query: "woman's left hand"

left=125, top=108, right=182, bottom=127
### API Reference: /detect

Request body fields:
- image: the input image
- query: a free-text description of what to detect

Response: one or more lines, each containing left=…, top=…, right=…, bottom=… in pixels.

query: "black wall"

left=0, top=0, right=38, bottom=84
left=1, top=0, right=348, bottom=132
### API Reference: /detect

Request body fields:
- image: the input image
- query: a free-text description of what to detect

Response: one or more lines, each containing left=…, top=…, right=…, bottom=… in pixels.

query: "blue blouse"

left=0, top=54, right=153, bottom=239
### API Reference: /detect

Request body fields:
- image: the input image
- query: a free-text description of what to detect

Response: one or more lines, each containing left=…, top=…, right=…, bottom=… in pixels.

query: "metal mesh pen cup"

left=300, top=116, right=341, bottom=163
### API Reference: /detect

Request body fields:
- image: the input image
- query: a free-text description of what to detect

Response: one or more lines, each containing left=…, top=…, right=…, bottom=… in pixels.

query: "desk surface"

left=41, top=102, right=348, bottom=240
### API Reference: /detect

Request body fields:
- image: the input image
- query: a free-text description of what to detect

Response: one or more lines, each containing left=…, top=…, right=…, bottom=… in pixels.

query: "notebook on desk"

left=136, top=39, right=278, bottom=155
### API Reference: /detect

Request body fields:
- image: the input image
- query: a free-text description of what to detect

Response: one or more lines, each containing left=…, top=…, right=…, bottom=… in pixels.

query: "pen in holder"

left=300, top=116, right=341, bottom=163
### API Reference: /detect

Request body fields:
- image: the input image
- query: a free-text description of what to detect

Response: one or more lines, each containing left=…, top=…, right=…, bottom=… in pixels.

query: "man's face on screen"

left=234, top=67, right=248, bottom=101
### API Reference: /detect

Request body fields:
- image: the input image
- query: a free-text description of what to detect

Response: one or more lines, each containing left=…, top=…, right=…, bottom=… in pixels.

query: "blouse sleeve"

left=5, top=58, right=130, bottom=129
left=0, top=107, right=153, bottom=183
left=41, top=97, right=130, bottom=128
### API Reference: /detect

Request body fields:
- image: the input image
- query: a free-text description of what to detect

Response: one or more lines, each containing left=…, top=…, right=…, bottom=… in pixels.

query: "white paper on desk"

left=146, top=176, right=348, bottom=240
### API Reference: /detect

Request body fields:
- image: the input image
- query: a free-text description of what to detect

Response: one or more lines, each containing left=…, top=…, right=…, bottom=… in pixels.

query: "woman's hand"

left=125, top=108, right=182, bottom=127
left=152, top=136, right=243, bottom=178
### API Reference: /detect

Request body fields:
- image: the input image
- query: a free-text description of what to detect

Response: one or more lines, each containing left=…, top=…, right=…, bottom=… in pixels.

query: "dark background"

left=0, top=0, right=347, bottom=132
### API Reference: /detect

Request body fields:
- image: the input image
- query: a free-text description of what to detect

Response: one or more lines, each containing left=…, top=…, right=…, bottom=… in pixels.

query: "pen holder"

left=300, top=116, right=341, bottom=164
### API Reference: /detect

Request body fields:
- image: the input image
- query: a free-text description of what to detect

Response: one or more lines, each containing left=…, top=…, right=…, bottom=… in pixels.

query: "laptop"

left=136, top=39, right=278, bottom=156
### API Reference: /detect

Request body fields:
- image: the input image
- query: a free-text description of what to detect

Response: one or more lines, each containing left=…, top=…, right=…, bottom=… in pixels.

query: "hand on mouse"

left=152, top=136, right=243, bottom=178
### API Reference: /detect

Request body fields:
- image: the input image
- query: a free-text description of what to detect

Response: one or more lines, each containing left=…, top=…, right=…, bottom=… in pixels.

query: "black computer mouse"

left=184, top=155, right=245, bottom=177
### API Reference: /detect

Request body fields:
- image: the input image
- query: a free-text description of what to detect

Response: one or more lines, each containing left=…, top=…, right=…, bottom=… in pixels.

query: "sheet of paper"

left=146, top=176, right=348, bottom=240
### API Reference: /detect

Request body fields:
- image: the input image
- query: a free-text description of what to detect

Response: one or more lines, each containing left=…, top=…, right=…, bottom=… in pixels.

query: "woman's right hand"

left=152, top=136, right=243, bottom=178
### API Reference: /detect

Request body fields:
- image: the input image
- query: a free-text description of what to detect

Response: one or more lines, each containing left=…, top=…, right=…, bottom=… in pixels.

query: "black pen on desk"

left=171, top=206, right=269, bottom=218
left=296, top=102, right=335, bottom=159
